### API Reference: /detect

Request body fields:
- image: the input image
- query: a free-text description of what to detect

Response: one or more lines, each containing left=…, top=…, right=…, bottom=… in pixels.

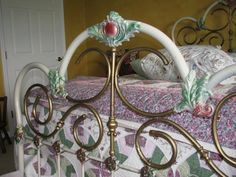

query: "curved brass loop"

left=205, top=7, right=229, bottom=31
left=135, top=118, right=227, bottom=176
left=232, top=8, right=236, bottom=26
left=24, top=84, right=54, bottom=138
left=72, top=104, right=104, bottom=151
left=177, top=26, right=199, bottom=46
left=212, top=92, right=236, bottom=167
left=67, top=47, right=111, bottom=103
left=200, top=31, right=224, bottom=46
left=115, top=47, right=173, bottom=118
left=135, top=120, right=177, bottom=169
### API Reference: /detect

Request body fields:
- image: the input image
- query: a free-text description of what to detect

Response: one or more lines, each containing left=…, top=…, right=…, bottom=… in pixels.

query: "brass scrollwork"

left=135, top=118, right=227, bottom=177
left=72, top=105, right=104, bottom=151
left=24, top=84, right=59, bottom=139
left=135, top=119, right=177, bottom=169
left=115, top=47, right=174, bottom=118
left=67, top=47, right=111, bottom=103
left=212, top=91, right=236, bottom=167
left=174, top=1, right=236, bottom=52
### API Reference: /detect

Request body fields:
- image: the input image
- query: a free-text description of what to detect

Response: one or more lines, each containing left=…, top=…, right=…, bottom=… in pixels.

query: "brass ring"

left=135, top=118, right=177, bottom=169
left=212, top=91, right=236, bottom=167
left=24, top=84, right=54, bottom=138
left=115, top=47, right=173, bottom=118
left=67, top=47, right=111, bottom=103
left=135, top=117, right=227, bottom=176
left=72, top=103, right=104, bottom=151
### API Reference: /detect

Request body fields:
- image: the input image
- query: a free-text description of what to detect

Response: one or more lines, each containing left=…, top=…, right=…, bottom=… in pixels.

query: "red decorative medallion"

left=104, top=21, right=118, bottom=37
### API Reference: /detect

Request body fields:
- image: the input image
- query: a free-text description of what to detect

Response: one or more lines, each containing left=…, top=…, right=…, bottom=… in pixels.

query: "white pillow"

left=140, top=53, right=180, bottom=81
left=227, top=52, right=236, bottom=62
left=140, top=45, right=235, bottom=84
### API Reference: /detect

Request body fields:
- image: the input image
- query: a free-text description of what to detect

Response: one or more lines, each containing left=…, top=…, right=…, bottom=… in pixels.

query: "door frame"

left=0, top=0, right=12, bottom=133
left=0, top=0, right=10, bottom=100
left=0, top=0, right=67, bottom=136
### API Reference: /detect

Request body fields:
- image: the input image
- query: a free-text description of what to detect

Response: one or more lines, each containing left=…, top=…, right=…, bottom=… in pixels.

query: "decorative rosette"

left=88, top=11, right=140, bottom=47
left=48, top=69, right=68, bottom=98
left=15, top=124, right=24, bottom=144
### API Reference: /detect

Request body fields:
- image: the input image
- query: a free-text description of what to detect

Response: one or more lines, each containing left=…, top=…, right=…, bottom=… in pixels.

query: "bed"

left=14, top=1, right=236, bottom=177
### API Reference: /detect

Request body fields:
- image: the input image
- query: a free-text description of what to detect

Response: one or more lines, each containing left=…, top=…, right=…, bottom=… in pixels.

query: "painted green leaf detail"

left=49, top=69, right=68, bottom=98
left=175, top=70, right=211, bottom=112
left=88, top=11, right=140, bottom=47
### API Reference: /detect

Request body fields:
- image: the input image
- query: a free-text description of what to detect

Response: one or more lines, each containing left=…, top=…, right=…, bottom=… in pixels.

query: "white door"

left=0, top=0, right=66, bottom=135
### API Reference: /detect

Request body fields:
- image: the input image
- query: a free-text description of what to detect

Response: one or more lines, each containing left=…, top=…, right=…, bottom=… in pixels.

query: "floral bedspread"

left=24, top=74, right=236, bottom=176
left=23, top=107, right=236, bottom=177
left=30, top=74, right=236, bottom=150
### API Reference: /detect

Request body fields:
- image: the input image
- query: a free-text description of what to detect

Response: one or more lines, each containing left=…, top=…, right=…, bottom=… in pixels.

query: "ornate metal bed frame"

left=172, top=0, right=236, bottom=52
left=14, top=9, right=236, bottom=177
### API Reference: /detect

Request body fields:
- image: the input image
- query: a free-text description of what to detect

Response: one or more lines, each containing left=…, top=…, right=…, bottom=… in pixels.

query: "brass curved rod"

left=135, top=120, right=177, bottom=169
left=115, top=47, right=173, bottom=118
left=200, top=22, right=229, bottom=33
left=135, top=118, right=227, bottom=177
left=232, top=7, right=236, bottom=25
left=25, top=88, right=104, bottom=146
left=24, top=84, right=53, bottom=125
left=176, top=26, right=200, bottom=46
left=67, top=47, right=111, bottom=103
left=212, top=91, right=236, bottom=167
left=199, top=31, right=224, bottom=46
left=24, top=84, right=55, bottom=138
left=29, top=85, right=53, bottom=125
left=72, top=104, right=104, bottom=151
left=202, top=7, right=229, bottom=31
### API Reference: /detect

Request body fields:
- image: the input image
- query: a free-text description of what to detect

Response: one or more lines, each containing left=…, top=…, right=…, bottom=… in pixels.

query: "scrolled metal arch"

left=67, top=47, right=111, bottom=103
left=203, top=7, right=229, bottom=31
left=115, top=47, right=174, bottom=118
left=200, top=31, right=224, bottom=46
left=135, top=119, right=177, bottom=169
left=24, top=84, right=54, bottom=139
left=176, top=26, right=200, bottom=46
left=71, top=104, right=104, bottom=151
left=135, top=118, right=227, bottom=177
left=212, top=91, right=236, bottom=167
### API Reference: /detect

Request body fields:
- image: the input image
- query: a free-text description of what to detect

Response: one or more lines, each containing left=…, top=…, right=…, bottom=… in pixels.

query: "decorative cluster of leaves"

left=48, top=69, right=68, bottom=98
left=88, top=11, right=140, bottom=47
left=175, top=70, right=211, bottom=112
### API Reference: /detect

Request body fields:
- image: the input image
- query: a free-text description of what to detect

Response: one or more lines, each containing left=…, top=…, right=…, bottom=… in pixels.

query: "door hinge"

left=5, top=51, right=7, bottom=59
left=11, top=110, right=14, bottom=118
